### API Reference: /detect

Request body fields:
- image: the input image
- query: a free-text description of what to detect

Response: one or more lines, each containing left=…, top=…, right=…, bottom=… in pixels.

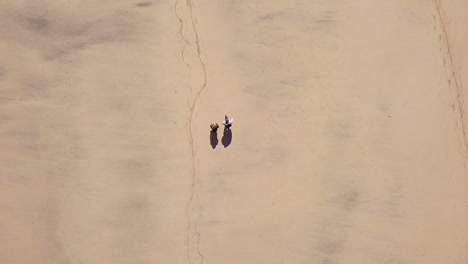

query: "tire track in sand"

left=175, top=0, right=207, bottom=263
left=433, top=0, right=468, bottom=158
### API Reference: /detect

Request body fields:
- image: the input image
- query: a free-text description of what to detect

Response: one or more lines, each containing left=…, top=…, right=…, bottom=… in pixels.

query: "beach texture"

left=0, top=1, right=467, bottom=263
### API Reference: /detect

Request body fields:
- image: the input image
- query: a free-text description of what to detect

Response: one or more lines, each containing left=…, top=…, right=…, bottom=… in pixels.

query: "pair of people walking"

left=210, top=115, right=233, bottom=133
left=210, top=115, right=233, bottom=149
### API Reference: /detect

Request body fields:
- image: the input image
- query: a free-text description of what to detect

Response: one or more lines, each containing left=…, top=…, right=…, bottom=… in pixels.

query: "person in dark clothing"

left=210, top=122, right=219, bottom=133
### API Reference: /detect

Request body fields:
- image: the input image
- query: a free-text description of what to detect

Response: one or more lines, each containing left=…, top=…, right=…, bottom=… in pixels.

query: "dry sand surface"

left=0, top=0, right=467, bottom=263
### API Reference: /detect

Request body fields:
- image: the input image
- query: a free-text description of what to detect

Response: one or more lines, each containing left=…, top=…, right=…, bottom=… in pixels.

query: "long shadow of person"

left=221, top=126, right=232, bottom=148
left=210, top=130, right=218, bottom=149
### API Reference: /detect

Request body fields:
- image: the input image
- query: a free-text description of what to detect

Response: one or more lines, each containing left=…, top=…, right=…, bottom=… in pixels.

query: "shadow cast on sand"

left=210, top=131, right=218, bottom=149
left=221, top=127, right=232, bottom=148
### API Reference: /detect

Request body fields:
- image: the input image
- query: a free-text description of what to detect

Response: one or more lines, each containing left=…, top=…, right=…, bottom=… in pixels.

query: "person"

left=210, top=122, right=219, bottom=133
left=223, top=115, right=233, bottom=127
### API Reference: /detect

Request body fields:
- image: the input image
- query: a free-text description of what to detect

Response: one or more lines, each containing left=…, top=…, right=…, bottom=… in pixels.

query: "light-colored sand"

left=0, top=1, right=467, bottom=263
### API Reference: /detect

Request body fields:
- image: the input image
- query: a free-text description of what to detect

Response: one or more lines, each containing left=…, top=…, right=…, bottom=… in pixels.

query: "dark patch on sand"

left=320, top=238, right=346, bottom=255
left=19, top=16, right=50, bottom=33
left=0, top=66, right=6, bottom=80
left=339, top=191, right=359, bottom=211
left=9, top=4, right=145, bottom=61
left=325, top=121, right=351, bottom=140
left=135, top=1, right=153, bottom=7
left=258, top=10, right=286, bottom=21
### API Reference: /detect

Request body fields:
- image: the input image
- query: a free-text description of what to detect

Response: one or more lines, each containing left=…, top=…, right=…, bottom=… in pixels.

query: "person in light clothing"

left=223, top=115, right=233, bottom=128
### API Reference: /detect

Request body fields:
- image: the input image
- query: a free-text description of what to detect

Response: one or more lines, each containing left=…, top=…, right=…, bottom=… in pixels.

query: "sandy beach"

left=1, top=1, right=467, bottom=263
